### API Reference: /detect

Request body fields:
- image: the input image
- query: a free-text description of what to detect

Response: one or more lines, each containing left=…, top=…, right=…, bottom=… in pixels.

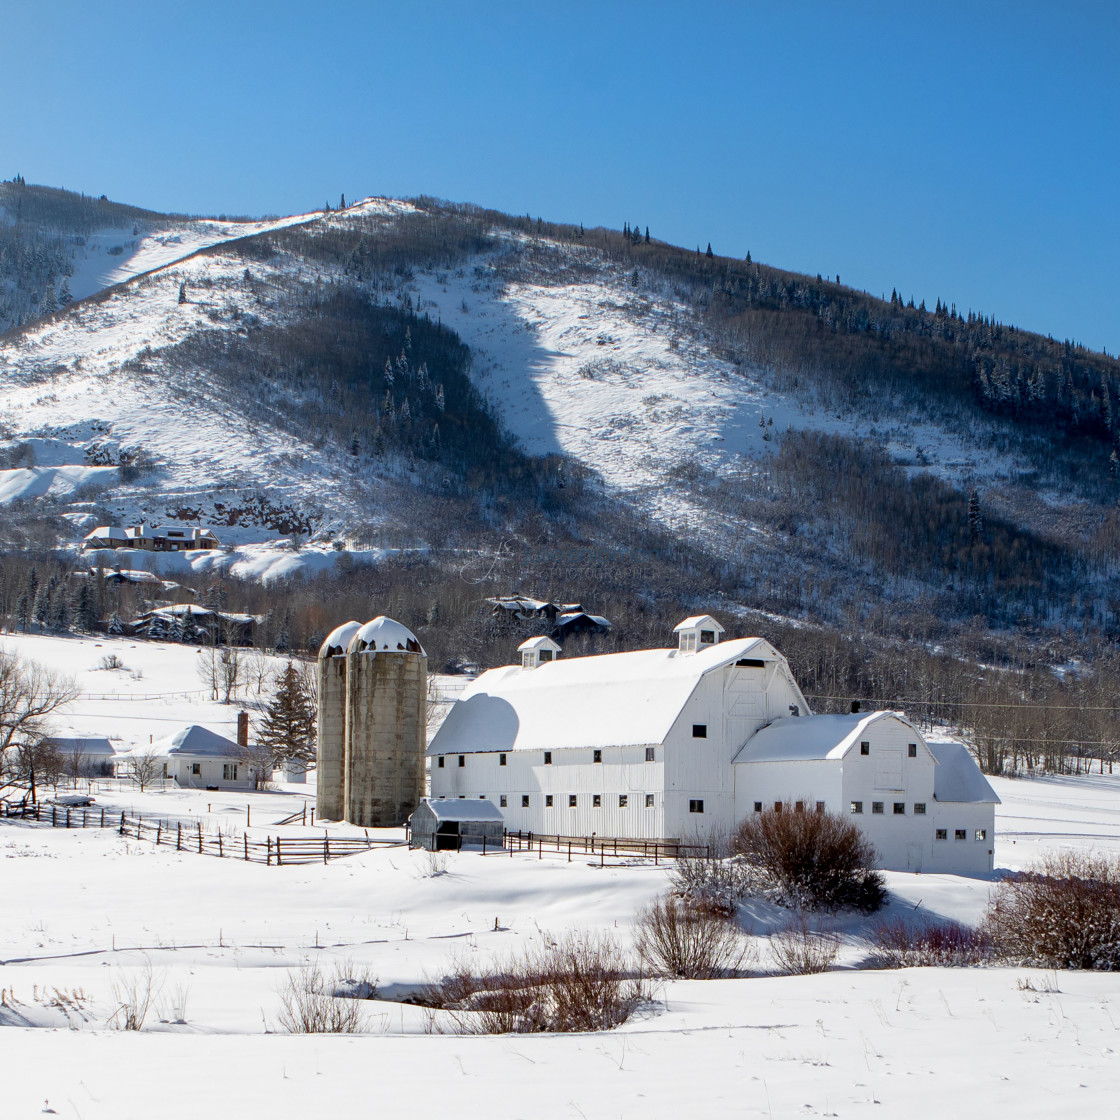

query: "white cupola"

left=517, top=635, right=562, bottom=670
left=672, top=615, right=725, bottom=654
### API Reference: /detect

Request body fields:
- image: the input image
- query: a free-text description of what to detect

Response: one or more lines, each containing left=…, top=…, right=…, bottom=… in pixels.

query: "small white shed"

left=409, top=798, right=506, bottom=851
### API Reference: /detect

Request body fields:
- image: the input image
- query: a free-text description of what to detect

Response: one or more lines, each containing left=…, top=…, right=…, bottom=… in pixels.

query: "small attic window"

left=679, top=631, right=697, bottom=653
left=699, top=629, right=715, bottom=644
left=522, top=652, right=534, bottom=669
left=539, top=650, right=553, bottom=662
left=736, top=658, right=766, bottom=668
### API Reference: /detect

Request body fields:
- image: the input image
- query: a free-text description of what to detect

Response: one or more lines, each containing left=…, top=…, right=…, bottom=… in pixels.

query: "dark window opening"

left=908, top=744, right=917, bottom=758
left=619, top=794, right=628, bottom=808
left=699, top=629, right=715, bottom=644
left=499, top=753, right=507, bottom=766
left=645, top=794, right=654, bottom=808
left=736, top=658, right=766, bottom=668
left=592, top=794, right=601, bottom=808
left=568, top=795, right=577, bottom=808
left=539, top=650, right=553, bottom=662
left=458, top=755, right=465, bottom=768
left=645, top=747, right=655, bottom=762
left=914, top=803, right=926, bottom=815
left=935, top=829, right=947, bottom=840
left=521, top=795, right=530, bottom=808
left=437, top=756, right=444, bottom=768
left=499, top=795, right=507, bottom=807
left=860, top=741, right=870, bottom=755
left=955, top=829, right=967, bottom=840
left=815, top=801, right=826, bottom=813
left=545, top=795, right=553, bottom=807
left=893, top=802, right=906, bottom=815
left=795, top=801, right=805, bottom=813
left=851, top=801, right=863, bottom=814
left=593, top=749, right=602, bottom=763
left=774, top=802, right=782, bottom=813
left=754, top=801, right=763, bottom=813
left=692, top=724, right=707, bottom=738
left=872, top=802, right=884, bottom=814
left=689, top=799, right=704, bottom=813
left=544, top=751, right=552, bottom=765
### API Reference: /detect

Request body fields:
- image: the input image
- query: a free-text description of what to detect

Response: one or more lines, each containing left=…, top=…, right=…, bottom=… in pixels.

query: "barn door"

left=907, top=842, right=923, bottom=871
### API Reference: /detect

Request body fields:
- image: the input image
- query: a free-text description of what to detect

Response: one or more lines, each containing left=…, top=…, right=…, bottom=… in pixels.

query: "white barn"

left=427, top=616, right=998, bottom=874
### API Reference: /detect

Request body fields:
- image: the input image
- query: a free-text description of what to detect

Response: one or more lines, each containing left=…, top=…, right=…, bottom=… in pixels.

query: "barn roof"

left=428, top=637, right=786, bottom=754
left=154, top=725, right=242, bottom=758
left=418, top=797, right=505, bottom=822
left=732, top=711, right=902, bottom=763
left=929, top=741, right=1001, bottom=804
left=44, top=736, right=117, bottom=757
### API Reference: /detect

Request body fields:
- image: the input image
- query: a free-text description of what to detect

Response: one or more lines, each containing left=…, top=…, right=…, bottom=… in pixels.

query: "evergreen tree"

left=706, top=243, right=714, bottom=258
left=59, top=279, right=73, bottom=306
left=107, top=612, right=124, bottom=635
left=178, top=281, right=187, bottom=304
left=434, top=384, right=445, bottom=412
left=33, top=585, right=50, bottom=630
left=256, top=660, right=316, bottom=769
left=15, top=593, right=29, bottom=631
left=73, top=580, right=98, bottom=632
left=645, top=226, right=650, bottom=243
left=968, top=490, right=983, bottom=541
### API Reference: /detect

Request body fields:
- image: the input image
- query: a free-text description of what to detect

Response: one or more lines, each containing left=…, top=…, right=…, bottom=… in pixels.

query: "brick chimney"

left=237, top=711, right=249, bottom=747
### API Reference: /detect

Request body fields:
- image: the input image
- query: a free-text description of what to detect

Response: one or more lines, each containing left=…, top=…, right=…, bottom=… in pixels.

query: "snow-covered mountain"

left=1, top=186, right=1115, bottom=644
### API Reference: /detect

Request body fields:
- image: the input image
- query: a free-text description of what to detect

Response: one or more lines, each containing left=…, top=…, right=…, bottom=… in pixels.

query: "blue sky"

left=3, top=2, right=1117, bottom=352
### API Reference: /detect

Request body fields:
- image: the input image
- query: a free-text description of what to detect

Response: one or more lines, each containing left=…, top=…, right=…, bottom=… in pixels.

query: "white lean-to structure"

left=428, top=616, right=997, bottom=874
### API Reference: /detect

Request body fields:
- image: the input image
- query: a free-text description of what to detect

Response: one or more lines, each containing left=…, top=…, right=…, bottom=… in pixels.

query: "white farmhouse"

left=153, top=725, right=251, bottom=790
left=427, top=616, right=997, bottom=874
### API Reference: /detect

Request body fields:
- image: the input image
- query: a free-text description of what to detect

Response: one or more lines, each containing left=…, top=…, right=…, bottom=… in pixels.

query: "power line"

left=807, top=694, right=1120, bottom=714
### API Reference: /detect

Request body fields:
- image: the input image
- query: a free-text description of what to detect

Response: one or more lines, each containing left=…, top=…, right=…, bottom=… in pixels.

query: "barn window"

left=794, top=801, right=805, bottom=813
left=850, top=801, right=863, bottom=814
left=223, top=764, right=238, bottom=780
left=872, top=802, right=884, bottom=814
left=692, top=724, right=707, bottom=738
left=191, top=763, right=201, bottom=776
left=975, top=829, right=987, bottom=841
left=569, top=795, right=577, bottom=808
left=935, top=828, right=948, bottom=840
left=815, top=801, right=825, bottom=813
left=593, top=794, right=601, bottom=808
left=500, top=795, right=507, bottom=808
left=754, top=801, right=763, bottom=813
left=699, top=629, right=715, bottom=644
left=619, top=794, right=628, bottom=808
left=522, top=795, right=530, bottom=808
left=458, top=755, right=465, bottom=767
left=689, top=799, right=704, bottom=813
left=544, top=751, right=552, bottom=765
left=545, top=795, right=554, bottom=807
left=593, top=750, right=602, bottom=763
left=437, top=756, right=445, bottom=768
left=908, top=744, right=917, bottom=758
left=736, top=658, right=766, bottom=668
left=860, top=742, right=870, bottom=755
left=914, top=802, right=926, bottom=815
left=773, top=802, right=782, bottom=813
left=644, top=747, right=655, bottom=762
left=539, top=650, right=553, bottom=662
left=955, top=829, right=967, bottom=840
left=893, top=803, right=905, bottom=815
left=645, top=794, right=654, bottom=808
left=499, top=753, right=507, bottom=766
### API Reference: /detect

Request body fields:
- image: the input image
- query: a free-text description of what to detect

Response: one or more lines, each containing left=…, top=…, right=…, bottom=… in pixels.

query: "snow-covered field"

left=2, top=635, right=1119, bottom=1117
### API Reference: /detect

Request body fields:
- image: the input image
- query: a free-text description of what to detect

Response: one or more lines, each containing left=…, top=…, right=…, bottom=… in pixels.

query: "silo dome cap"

left=349, top=615, right=425, bottom=656
left=319, top=620, right=362, bottom=658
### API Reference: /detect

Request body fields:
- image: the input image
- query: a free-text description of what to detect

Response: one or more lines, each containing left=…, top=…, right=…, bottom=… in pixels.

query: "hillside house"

left=83, top=523, right=220, bottom=552
left=427, top=616, right=998, bottom=874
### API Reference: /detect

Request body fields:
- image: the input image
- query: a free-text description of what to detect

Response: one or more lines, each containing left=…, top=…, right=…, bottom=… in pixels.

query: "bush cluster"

left=731, top=802, right=886, bottom=913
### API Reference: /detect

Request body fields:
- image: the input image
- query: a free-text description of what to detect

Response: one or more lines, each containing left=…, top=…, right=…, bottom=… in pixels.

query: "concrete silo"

left=314, top=620, right=361, bottom=821
left=343, top=616, right=427, bottom=827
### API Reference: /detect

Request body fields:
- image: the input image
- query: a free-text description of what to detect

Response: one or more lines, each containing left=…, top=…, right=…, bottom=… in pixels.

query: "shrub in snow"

left=731, top=802, right=886, bottom=913
left=984, top=851, right=1120, bottom=971
left=768, top=913, right=840, bottom=975
left=108, top=959, right=157, bottom=1031
left=426, top=931, right=649, bottom=1034
left=868, top=917, right=992, bottom=968
left=634, top=893, right=752, bottom=979
left=669, top=844, right=751, bottom=917
left=276, top=961, right=376, bottom=1033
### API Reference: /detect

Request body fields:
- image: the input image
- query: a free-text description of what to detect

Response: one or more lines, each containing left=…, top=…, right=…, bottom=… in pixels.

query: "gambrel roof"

left=732, top=711, right=922, bottom=763
left=428, top=637, right=803, bottom=754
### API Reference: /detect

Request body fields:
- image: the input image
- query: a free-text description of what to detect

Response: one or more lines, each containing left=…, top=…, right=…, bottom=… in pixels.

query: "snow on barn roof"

left=674, top=615, right=725, bottom=633
left=732, top=712, right=904, bottom=764
left=929, top=741, right=1001, bottom=804
left=349, top=616, right=425, bottom=656
left=319, top=620, right=361, bottom=658
left=417, top=797, right=505, bottom=822
left=154, top=725, right=242, bottom=758
left=428, top=636, right=783, bottom=754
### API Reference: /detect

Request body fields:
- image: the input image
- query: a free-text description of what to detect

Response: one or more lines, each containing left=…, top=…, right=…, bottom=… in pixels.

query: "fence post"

left=119, top=811, right=125, bottom=835
left=568, top=840, right=571, bottom=862
left=246, top=806, right=250, bottom=827
left=654, top=843, right=659, bottom=865
left=82, top=810, right=87, bottom=828
left=323, top=836, right=329, bottom=864
left=177, top=823, right=182, bottom=851
left=266, top=836, right=272, bottom=866
left=276, top=837, right=282, bottom=866
left=52, top=805, right=56, bottom=827
left=538, top=838, right=542, bottom=860
left=197, top=822, right=203, bottom=854
left=157, top=822, right=162, bottom=845
left=601, top=846, right=604, bottom=869
left=302, top=804, right=307, bottom=825
left=482, top=835, right=486, bottom=856
left=244, top=834, right=249, bottom=861
left=310, top=808, right=315, bottom=826
left=66, top=808, right=71, bottom=828
left=100, top=808, right=105, bottom=828
left=218, top=832, right=223, bottom=858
